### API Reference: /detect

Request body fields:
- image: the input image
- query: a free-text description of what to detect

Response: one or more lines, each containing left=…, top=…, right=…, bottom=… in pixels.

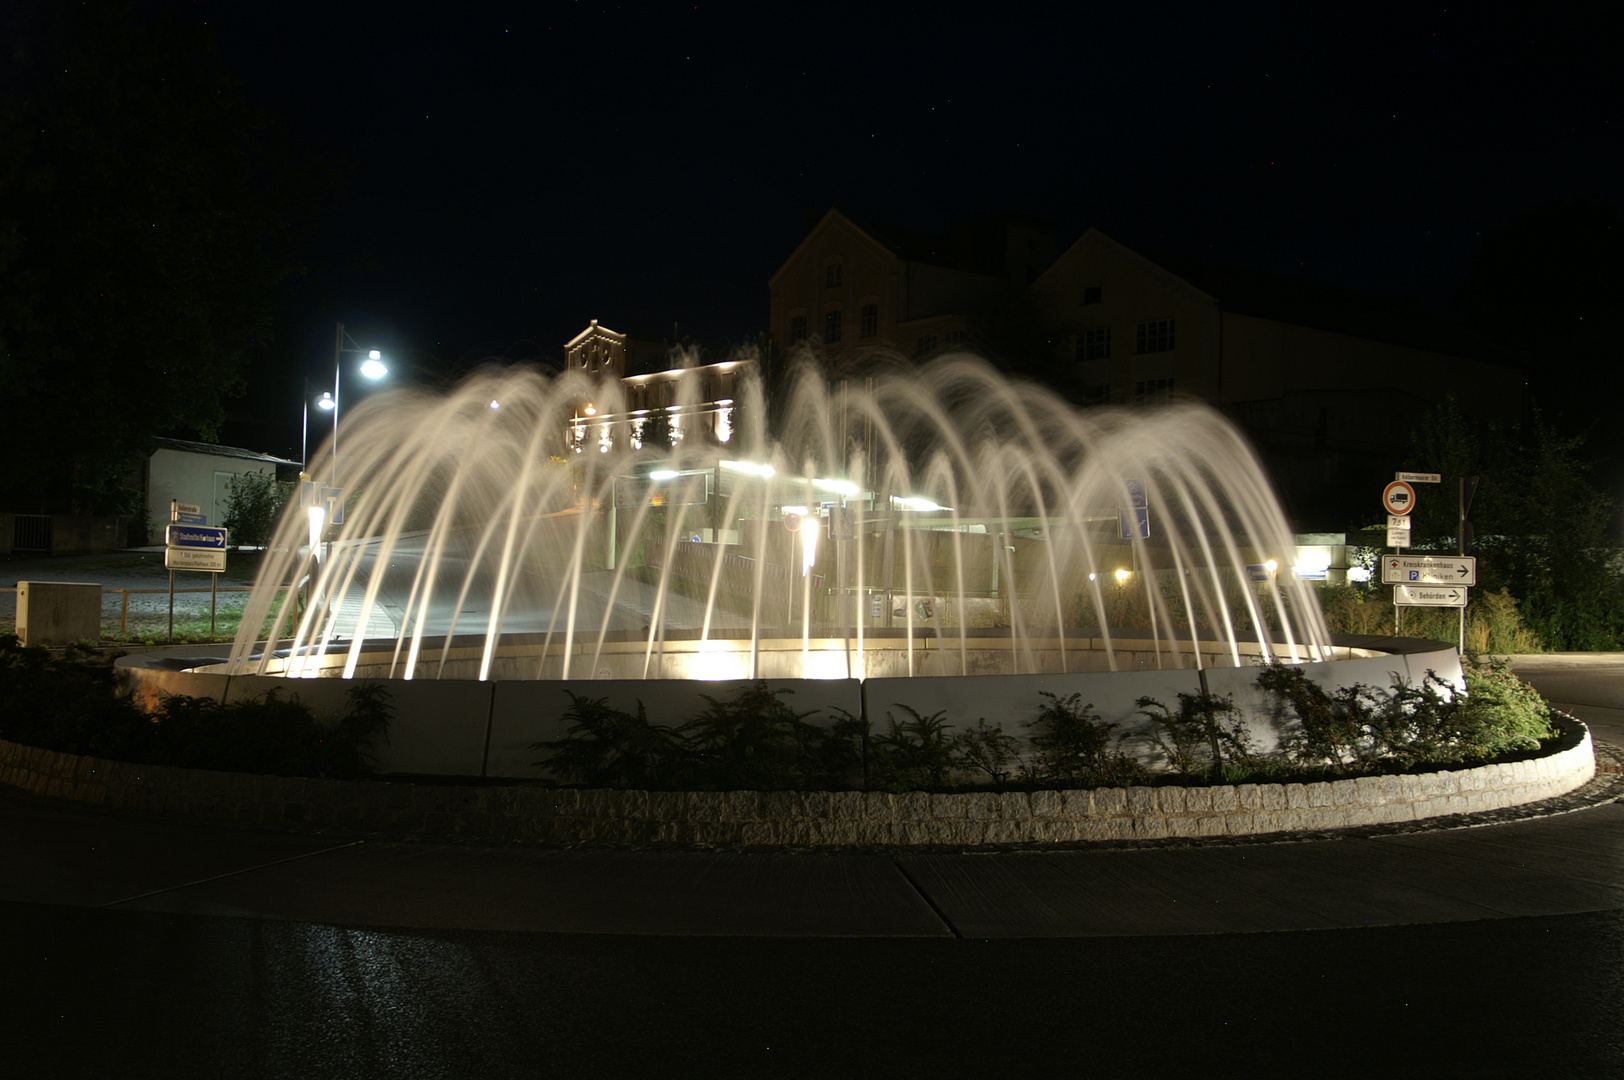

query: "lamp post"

left=327, top=321, right=388, bottom=485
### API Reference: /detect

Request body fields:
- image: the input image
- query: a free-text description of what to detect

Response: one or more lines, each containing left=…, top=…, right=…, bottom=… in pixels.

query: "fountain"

left=224, top=354, right=1339, bottom=685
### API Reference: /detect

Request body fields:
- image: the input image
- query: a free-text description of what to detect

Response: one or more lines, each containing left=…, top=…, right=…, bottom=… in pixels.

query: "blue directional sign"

left=166, top=524, right=228, bottom=550
left=175, top=511, right=207, bottom=525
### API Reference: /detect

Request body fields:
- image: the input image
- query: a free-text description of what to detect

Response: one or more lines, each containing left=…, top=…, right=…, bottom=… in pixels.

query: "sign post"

left=164, top=525, right=228, bottom=641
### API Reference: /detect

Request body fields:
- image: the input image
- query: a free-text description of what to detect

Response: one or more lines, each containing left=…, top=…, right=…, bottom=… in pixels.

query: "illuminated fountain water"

left=227, top=355, right=1333, bottom=682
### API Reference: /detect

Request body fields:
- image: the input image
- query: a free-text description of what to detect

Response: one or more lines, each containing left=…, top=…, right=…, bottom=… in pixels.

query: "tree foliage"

left=221, top=470, right=293, bottom=549
left=1404, top=399, right=1624, bottom=649
left=0, top=2, right=330, bottom=513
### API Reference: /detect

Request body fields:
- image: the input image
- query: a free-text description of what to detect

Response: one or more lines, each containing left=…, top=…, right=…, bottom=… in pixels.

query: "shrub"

left=0, top=636, right=151, bottom=759
left=534, top=682, right=864, bottom=791
left=0, top=636, right=391, bottom=777
left=221, top=470, right=293, bottom=549
left=1255, top=658, right=1555, bottom=769
left=1025, top=691, right=1149, bottom=787
left=869, top=704, right=959, bottom=793
left=532, top=691, right=684, bottom=789
left=953, top=718, right=1021, bottom=788
left=679, top=683, right=858, bottom=791
left=1136, top=690, right=1254, bottom=778
left=148, top=683, right=392, bottom=779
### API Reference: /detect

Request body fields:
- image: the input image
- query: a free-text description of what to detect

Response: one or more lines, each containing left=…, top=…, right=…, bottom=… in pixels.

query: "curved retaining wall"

left=0, top=719, right=1594, bottom=846
left=112, top=637, right=1469, bottom=780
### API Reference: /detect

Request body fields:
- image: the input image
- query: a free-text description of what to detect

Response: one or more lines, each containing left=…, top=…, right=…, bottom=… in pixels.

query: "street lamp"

left=326, top=322, right=387, bottom=485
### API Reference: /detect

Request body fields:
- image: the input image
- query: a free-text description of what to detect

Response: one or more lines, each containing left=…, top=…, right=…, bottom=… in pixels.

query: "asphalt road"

left=2, top=633, right=1622, bottom=1076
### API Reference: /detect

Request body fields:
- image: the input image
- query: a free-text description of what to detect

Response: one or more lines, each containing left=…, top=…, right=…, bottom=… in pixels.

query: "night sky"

left=168, top=2, right=1614, bottom=408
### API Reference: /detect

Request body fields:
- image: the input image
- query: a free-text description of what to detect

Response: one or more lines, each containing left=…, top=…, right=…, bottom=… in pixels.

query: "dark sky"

left=176, top=1, right=1616, bottom=383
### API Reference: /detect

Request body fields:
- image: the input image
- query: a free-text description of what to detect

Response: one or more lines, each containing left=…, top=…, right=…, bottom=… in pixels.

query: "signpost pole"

left=210, top=571, right=218, bottom=636
left=168, top=569, right=175, bottom=644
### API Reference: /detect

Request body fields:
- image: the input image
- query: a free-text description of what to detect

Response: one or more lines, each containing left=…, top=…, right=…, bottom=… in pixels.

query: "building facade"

left=563, top=320, right=755, bottom=454
left=768, top=208, right=1058, bottom=364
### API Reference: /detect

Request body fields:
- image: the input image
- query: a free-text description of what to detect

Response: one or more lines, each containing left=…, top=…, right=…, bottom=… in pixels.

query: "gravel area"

left=1, top=548, right=268, bottom=640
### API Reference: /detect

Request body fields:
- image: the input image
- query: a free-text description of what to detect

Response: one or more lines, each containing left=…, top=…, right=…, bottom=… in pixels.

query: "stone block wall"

left=0, top=719, right=1594, bottom=846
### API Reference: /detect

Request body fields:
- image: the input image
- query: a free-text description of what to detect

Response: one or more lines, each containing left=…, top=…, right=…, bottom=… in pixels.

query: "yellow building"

left=563, top=319, right=754, bottom=453
left=768, top=207, right=1057, bottom=364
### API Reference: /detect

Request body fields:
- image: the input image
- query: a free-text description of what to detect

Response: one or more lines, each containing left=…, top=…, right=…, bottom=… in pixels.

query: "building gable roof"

left=150, top=437, right=299, bottom=467
left=1103, top=236, right=1520, bottom=367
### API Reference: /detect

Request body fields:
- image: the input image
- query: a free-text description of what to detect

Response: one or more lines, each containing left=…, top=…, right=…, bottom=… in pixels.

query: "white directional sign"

left=1394, top=584, right=1468, bottom=608
left=164, top=547, right=227, bottom=572
left=1397, top=472, right=1442, bottom=484
left=1383, top=555, right=1477, bottom=586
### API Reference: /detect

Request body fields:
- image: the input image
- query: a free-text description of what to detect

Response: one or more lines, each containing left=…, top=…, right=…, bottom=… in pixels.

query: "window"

left=825, top=264, right=843, bottom=288
left=1082, top=285, right=1103, bottom=305
left=1076, top=327, right=1111, bottom=361
left=915, top=335, right=938, bottom=356
left=945, top=330, right=967, bottom=345
left=825, top=310, right=842, bottom=343
left=860, top=304, right=878, bottom=338
left=790, top=315, right=808, bottom=342
left=1134, top=378, right=1174, bottom=406
left=1136, top=318, right=1175, bottom=354
left=1081, top=384, right=1111, bottom=406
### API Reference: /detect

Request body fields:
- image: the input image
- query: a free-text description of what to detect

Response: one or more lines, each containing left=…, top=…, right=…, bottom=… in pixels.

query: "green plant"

left=1255, top=658, right=1556, bottom=769
left=678, top=682, right=855, bottom=791
left=0, top=636, right=392, bottom=778
left=1136, top=690, right=1253, bottom=778
left=532, top=691, right=683, bottom=789
left=953, top=718, right=1021, bottom=788
left=147, top=683, right=392, bottom=779
left=869, top=704, right=960, bottom=793
left=221, top=470, right=293, bottom=549
left=1024, top=692, right=1150, bottom=787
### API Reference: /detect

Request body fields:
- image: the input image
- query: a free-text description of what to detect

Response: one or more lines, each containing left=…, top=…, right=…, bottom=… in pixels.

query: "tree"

left=0, top=2, right=331, bottom=514
left=1405, top=399, right=1624, bottom=649
left=220, top=470, right=292, bottom=549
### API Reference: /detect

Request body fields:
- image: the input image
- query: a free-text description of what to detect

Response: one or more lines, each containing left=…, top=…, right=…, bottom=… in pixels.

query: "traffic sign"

left=1397, top=472, right=1442, bottom=484
left=1394, top=585, right=1468, bottom=608
left=1383, top=555, right=1477, bottom=586
left=1382, top=480, right=1416, bottom=516
left=1387, top=527, right=1411, bottom=548
left=166, top=525, right=228, bottom=550
left=165, top=547, right=227, bottom=572
left=175, top=512, right=207, bottom=525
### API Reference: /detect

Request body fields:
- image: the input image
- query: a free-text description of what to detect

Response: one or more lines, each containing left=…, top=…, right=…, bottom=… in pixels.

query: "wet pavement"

left=2, top=660, right=1622, bottom=1076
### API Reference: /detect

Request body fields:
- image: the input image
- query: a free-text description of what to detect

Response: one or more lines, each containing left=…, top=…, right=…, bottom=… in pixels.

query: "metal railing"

left=0, top=584, right=295, bottom=638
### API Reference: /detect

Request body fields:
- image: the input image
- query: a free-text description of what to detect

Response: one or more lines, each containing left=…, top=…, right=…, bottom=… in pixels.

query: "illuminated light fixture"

left=1088, top=572, right=1097, bottom=581
left=800, top=515, right=820, bottom=577
left=583, top=404, right=597, bottom=416
left=814, top=477, right=861, bottom=496
left=489, top=400, right=500, bottom=410
left=308, top=506, right=326, bottom=554
left=316, top=392, right=334, bottom=411
left=721, top=460, right=776, bottom=478
left=360, top=354, right=387, bottom=380
left=1114, top=568, right=1131, bottom=583
left=1293, top=550, right=1331, bottom=577
left=1264, top=559, right=1279, bottom=575
left=649, top=470, right=680, bottom=481
left=892, top=496, right=948, bottom=512
left=1347, top=566, right=1372, bottom=583
left=780, top=504, right=808, bottom=516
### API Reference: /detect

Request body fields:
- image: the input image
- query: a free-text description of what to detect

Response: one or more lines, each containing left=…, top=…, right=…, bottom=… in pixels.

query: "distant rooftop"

left=150, top=436, right=299, bottom=466
left=1123, top=242, right=1520, bottom=367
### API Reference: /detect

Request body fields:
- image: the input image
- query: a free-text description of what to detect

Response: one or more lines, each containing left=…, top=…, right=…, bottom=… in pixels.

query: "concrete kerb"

left=0, top=717, right=1597, bottom=847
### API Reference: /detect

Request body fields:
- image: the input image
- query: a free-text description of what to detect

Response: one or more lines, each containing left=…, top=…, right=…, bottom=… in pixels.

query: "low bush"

left=0, top=636, right=392, bottom=778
